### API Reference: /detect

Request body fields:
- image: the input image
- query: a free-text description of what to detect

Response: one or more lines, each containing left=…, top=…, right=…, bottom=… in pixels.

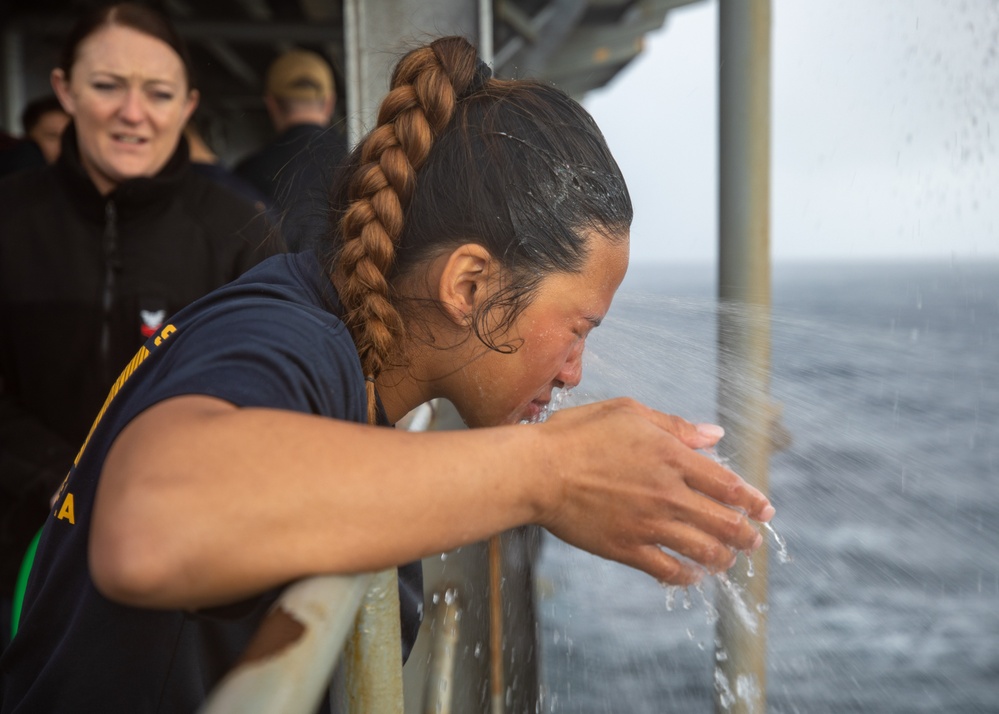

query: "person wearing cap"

left=235, top=49, right=347, bottom=252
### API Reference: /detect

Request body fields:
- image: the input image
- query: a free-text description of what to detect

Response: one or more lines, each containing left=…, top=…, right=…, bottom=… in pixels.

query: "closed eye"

left=575, top=315, right=602, bottom=338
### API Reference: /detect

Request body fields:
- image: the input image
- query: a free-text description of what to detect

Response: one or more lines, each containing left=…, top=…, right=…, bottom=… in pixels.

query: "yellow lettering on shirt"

left=153, top=323, right=177, bottom=347
left=56, top=493, right=76, bottom=525
left=72, top=322, right=176, bottom=466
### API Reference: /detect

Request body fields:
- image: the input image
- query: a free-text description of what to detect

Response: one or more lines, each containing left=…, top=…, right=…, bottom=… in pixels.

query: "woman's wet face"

left=459, top=230, right=630, bottom=427
left=54, top=24, right=196, bottom=195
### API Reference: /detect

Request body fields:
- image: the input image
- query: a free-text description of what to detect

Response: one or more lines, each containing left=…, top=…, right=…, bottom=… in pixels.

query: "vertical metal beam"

left=421, top=587, right=462, bottom=714
left=340, top=7, right=484, bottom=709
left=340, top=569, right=406, bottom=713
left=488, top=536, right=504, bottom=714
left=479, top=0, right=494, bottom=65
left=342, top=0, right=478, bottom=146
left=716, top=1, right=772, bottom=713
left=2, top=26, right=26, bottom=133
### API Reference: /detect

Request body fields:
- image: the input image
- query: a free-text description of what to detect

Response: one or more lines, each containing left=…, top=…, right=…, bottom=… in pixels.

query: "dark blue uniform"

left=0, top=252, right=422, bottom=713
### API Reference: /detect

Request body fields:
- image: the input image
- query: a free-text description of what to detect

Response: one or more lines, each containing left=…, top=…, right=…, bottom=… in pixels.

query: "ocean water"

left=536, top=260, right=999, bottom=713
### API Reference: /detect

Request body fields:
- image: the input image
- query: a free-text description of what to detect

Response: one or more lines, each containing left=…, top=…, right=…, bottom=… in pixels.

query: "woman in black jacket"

left=0, top=2, right=276, bottom=639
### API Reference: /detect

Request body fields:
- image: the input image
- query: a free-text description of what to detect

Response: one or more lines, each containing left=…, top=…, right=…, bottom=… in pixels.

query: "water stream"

left=535, top=260, right=999, bottom=713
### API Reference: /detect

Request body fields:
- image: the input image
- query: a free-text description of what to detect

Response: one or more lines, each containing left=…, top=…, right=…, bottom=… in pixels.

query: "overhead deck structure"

left=2, top=0, right=698, bottom=156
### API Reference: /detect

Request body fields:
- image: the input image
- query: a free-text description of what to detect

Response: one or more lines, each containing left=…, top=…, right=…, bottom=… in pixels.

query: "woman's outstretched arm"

left=91, top=395, right=772, bottom=609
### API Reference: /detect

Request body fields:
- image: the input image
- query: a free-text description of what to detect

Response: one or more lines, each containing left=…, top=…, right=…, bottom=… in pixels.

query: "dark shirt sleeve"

left=0, top=381, right=77, bottom=594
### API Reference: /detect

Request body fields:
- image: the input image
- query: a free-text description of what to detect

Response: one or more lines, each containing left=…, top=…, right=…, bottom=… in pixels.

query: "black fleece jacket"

left=0, top=126, right=278, bottom=595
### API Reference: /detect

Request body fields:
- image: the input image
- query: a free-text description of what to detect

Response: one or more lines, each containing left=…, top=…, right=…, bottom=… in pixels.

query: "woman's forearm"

left=92, top=395, right=546, bottom=609
left=91, top=394, right=772, bottom=610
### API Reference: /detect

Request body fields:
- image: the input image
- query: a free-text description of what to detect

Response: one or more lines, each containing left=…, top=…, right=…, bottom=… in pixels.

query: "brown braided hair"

left=332, top=37, right=480, bottom=423
left=329, top=36, right=632, bottom=425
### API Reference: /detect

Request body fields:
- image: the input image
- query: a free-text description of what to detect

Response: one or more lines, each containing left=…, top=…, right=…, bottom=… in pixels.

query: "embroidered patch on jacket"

left=140, top=309, right=166, bottom=338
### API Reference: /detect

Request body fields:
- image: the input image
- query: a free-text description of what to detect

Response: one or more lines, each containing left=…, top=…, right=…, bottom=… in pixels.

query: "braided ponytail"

left=333, top=37, right=485, bottom=424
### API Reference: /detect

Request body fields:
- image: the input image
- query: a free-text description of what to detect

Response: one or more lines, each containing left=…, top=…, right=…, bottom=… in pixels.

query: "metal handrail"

left=200, top=405, right=440, bottom=714
left=199, top=571, right=386, bottom=713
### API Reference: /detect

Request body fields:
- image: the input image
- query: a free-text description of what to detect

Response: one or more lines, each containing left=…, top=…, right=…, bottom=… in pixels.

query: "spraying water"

left=536, top=260, right=999, bottom=713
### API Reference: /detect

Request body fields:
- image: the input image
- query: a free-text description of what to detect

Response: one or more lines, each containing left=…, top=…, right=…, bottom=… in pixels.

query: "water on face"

left=534, top=262, right=999, bottom=713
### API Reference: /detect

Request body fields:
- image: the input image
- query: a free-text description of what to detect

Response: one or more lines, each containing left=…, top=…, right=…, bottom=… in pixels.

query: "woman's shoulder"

left=176, top=169, right=278, bottom=252
left=0, top=164, right=57, bottom=201
left=180, top=168, right=265, bottom=217
left=189, top=162, right=269, bottom=208
left=178, top=253, right=344, bottom=333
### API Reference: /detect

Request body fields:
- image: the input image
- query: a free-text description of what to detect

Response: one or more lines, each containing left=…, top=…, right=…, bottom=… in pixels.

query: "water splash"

left=664, top=585, right=679, bottom=611
left=763, top=521, right=792, bottom=564
left=715, top=573, right=759, bottom=634
left=537, top=261, right=999, bottom=712
left=521, top=387, right=575, bottom=424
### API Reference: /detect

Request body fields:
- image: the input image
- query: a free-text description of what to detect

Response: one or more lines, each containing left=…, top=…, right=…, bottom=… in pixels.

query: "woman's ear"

left=437, top=243, right=494, bottom=326
left=182, top=88, right=200, bottom=126
left=51, top=69, right=75, bottom=116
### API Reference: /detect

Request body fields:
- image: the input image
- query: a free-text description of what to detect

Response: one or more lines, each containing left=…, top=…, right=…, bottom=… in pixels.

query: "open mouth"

left=112, top=134, right=148, bottom=145
left=522, top=399, right=550, bottom=423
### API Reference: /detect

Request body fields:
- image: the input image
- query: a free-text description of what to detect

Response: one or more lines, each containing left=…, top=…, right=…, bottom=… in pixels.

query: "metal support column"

left=716, top=1, right=772, bottom=713
left=2, top=26, right=26, bottom=133
left=343, top=0, right=479, bottom=146
left=339, top=4, right=487, bottom=712
left=341, top=569, right=407, bottom=712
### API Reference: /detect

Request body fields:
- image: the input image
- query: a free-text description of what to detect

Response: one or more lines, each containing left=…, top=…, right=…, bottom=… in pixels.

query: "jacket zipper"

left=101, top=199, right=121, bottom=384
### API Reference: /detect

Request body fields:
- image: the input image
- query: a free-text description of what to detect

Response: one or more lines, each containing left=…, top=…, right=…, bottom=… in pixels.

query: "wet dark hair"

left=59, top=2, right=196, bottom=90
left=21, top=96, right=67, bottom=134
left=325, top=36, right=632, bottom=422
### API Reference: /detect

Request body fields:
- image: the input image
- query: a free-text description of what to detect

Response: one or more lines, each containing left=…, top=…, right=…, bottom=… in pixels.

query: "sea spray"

left=538, top=262, right=999, bottom=712
left=538, top=288, right=791, bottom=713
left=533, top=364, right=793, bottom=637
left=522, top=387, right=574, bottom=424
left=715, top=573, right=759, bottom=634
left=763, top=521, right=792, bottom=564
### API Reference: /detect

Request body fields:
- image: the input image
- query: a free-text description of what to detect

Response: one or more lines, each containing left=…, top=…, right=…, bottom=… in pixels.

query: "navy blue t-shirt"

left=0, top=252, right=422, bottom=713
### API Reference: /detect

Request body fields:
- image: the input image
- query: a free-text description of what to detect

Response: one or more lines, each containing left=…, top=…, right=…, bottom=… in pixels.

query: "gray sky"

left=583, top=0, right=999, bottom=264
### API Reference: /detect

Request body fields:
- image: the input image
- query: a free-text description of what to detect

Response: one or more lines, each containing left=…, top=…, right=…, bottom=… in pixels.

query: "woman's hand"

left=535, top=398, right=774, bottom=585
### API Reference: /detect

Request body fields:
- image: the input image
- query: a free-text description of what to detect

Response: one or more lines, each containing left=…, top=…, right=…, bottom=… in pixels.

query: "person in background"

left=0, top=36, right=773, bottom=712
left=0, top=96, right=70, bottom=176
left=23, top=96, right=71, bottom=165
left=235, top=48, right=347, bottom=252
left=183, top=112, right=268, bottom=212
left=0, top=2, right=276, bottom=647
